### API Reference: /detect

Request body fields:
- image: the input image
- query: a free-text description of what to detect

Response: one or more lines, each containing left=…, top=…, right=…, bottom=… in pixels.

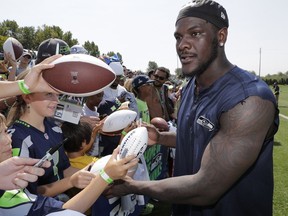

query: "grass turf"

left=273, top=85, right=288, bottom=216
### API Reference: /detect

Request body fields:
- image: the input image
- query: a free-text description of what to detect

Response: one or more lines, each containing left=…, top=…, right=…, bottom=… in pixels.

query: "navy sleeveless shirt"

left=173, top=66, right=279, bottom=216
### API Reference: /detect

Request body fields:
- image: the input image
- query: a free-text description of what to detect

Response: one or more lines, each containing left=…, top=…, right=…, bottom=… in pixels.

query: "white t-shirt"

left=82, top=104, right=99, bottom=117
left=103, top=85, right=127, bottom=101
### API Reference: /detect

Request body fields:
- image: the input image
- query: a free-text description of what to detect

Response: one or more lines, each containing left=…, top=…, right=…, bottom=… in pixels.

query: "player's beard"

left=110, top=81, right=119, bottom=89
left=184, top=36, right=218, bottom=78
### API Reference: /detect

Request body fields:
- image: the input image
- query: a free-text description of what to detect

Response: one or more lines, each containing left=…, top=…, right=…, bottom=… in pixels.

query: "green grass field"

left=273, top=85, right=288, bottom=216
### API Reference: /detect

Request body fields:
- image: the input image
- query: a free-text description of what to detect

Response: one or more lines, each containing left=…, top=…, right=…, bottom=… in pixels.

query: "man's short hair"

left=157, top=67, right=170, bottom=79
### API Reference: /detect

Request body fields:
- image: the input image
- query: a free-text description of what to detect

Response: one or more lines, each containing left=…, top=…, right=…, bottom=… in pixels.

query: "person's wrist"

left=18, top=80, right=31, bottom=94
left=157, top=132, right=164, bottom=144
left=99, top=169, right=114, bottom=184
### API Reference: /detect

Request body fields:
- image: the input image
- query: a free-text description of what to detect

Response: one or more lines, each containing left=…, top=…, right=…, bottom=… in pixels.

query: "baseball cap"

left=176, top=0, right=229, bottom=29
left=132, top=75, right=154, bottom=91
left=35, top=38, right=70, bottom=64
left=97, top=98, right=122, bottom=117
left=109, top=61, right=124, bottom=76
left=22, top=51, right=32, bottom=59
left=103, top=54, right=124, bottom=76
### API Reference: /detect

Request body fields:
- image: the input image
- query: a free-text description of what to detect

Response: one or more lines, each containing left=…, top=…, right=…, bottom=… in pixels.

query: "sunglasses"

left=23, top=55, right=31, bottom=60
left=154, top=75, right=166, bottom=81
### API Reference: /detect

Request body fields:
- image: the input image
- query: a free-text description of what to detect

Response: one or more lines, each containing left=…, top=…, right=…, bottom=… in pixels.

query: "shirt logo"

left=196, top=116, right=215, bottom=131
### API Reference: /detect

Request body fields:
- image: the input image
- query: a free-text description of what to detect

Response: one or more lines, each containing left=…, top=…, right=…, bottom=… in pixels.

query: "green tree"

left=18, top=26, right=36, bottom=50
left=63, top=31, right=78, bottom=47
left=34, top=25, right=64, bottom=47
left=174, top=68, right=182, bottom=78
left=147, top=61, right=158, bottom=72
left=0, top=35, right=8, bottom=51
left=83, top=41, right=100, bottom=57
left=0, top=20, right=19, bottom=37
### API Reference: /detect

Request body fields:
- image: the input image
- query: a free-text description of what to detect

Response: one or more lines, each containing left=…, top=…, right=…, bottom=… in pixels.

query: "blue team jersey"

left=9, top=118, right=70, bottom=194
left=174, top=66, right=279, bottom=216
left=0, top=188, right=64, bottom=216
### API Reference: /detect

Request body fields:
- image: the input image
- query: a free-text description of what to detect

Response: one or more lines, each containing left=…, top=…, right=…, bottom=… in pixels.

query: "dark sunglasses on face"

left=24, top=55, right=31, bottom=60
left=154, top=75, right=165, bottom=81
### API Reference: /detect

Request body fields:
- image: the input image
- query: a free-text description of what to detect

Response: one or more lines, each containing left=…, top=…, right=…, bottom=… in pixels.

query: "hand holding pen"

left=34, top=138, right=68, bottom=167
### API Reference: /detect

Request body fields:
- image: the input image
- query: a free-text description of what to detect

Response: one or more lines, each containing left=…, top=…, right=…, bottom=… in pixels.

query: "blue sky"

left=2, top=0, right=288, bottom=76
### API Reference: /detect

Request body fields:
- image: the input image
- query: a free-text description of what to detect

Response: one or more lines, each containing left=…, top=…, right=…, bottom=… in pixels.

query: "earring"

left=219, top=42, right=224, bottom=47
left=26, top=104, right=30, bottom=112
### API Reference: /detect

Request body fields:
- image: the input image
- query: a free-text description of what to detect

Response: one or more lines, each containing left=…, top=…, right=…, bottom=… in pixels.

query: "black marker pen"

left=34, top=138, right=68, bottom=167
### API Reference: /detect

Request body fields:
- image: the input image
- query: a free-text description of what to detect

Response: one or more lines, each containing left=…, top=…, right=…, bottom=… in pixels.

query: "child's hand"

left=80, top=116, right=100, bottom=127
left=4, top=52, right=17, bottom=68
left=124, top=121, right=137, bottom=133
left=70, top=169, right=96, bottom=189
left=92, top=119, right=105, bottom=137
left=104, top=147, right=138, bottom=181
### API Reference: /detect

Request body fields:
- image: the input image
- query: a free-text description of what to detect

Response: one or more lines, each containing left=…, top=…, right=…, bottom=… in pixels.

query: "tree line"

left=1, top=19, right=287, bottom=83
left=0, top=19, right=165, bottom=74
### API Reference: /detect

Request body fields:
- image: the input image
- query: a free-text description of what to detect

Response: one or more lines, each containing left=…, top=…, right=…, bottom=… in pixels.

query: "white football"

left=119, top=127, right=148, bottom=159
left=90, top=155, right=111, bottom=174
left=46, top=209, right=85, bottom=215
left=3, top=37, right=23, bottom=61
left=102, top=109, right=137, bottom=132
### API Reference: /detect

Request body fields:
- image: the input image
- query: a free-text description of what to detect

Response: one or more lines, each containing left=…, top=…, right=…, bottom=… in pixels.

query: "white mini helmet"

left=70, top=45, right=88, bottom=54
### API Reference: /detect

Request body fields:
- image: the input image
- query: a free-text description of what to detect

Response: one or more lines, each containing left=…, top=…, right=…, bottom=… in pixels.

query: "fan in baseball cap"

left=176, top=0, right=229, bottom=29
left=103, top=54, right=124, bottom=76
left=97, top=97, right=122, bottom=119
left=35, top=38, right=70, bottom=64
left=132, top=75, right=154, bottom=92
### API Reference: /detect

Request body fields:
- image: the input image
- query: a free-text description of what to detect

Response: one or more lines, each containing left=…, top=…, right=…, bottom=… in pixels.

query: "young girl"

left=6, top=70, right=95, bottom=198
left=0, top=113, right=138, bottom=215
left=0, top=55, right=62, bottom=191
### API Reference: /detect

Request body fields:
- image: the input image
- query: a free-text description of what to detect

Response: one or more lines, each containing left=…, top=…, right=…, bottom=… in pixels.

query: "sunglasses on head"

left=154, top=75, right=166, bottom=81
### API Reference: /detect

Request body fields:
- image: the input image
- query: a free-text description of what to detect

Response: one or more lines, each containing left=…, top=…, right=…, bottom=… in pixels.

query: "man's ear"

left=81, top=141, right=87, bottom=149
left=218, top=27, right=228, bottom=47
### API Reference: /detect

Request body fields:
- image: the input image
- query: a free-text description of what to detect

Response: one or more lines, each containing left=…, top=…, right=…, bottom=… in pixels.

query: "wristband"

left=18, top=80, right=31, bottom=94
left=99, top=169, right=114, bottom=184
left=121, top=130, right=127, bottom=136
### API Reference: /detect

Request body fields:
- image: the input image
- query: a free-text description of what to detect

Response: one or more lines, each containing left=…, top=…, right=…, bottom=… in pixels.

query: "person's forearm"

left=63, top=175, right=108, bottom=213
left=128, top=175, right=218, bottom=206
left=37, top=177, right=73, bottom=197
left=158, top=131, right=176, bottom=147
left=0, top=81, right=22, bottom=98
left=64, top=166, right=79, bottom=177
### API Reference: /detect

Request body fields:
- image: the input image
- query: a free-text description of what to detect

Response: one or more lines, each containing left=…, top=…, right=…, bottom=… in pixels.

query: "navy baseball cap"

left=132, top=75, right=154, bottom=91
left=97, top=98, right=122, bottom=116
left=35, top=38, right=70, bottom=64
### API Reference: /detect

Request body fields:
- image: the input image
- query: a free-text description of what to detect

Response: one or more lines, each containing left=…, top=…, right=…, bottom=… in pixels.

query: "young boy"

left=61, top=121, right=100, bottom=169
